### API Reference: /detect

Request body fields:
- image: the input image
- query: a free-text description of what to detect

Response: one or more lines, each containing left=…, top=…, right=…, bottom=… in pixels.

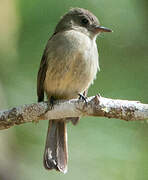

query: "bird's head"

left=55, top=8, right=112, bottom=39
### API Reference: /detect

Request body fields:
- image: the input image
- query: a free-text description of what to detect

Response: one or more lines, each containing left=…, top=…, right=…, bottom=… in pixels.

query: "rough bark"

left=0, top=95, right=148, bottom=130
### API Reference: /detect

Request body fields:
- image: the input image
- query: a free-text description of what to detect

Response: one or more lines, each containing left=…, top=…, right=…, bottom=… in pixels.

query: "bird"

left=37, top=7, right=112, bottom=173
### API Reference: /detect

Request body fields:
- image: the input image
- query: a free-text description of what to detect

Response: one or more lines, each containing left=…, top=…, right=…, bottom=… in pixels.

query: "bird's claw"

left=78, top=93, right=88, bottom=104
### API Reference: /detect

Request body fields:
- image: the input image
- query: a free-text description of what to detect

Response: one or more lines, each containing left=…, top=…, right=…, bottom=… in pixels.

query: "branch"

left=0, top=95, right=148, bottom=130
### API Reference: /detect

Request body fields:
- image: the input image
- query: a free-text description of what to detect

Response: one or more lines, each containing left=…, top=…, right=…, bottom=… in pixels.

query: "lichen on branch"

left=0, top=95, right=148, bottom=130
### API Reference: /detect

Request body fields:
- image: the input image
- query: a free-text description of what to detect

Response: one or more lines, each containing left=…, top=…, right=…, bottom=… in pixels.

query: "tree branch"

left=0, top=95, right=148, bottom=130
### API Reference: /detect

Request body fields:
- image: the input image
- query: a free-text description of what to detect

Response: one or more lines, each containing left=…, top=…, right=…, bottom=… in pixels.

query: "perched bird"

left=37, top=7, right=112, bottom=173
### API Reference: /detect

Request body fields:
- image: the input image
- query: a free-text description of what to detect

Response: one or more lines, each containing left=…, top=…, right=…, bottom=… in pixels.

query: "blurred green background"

left=0, top=0, right=148, bottom=179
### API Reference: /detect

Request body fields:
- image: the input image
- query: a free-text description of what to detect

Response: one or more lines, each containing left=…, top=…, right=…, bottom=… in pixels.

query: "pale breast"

left=44, top=30, right=99, bottom=99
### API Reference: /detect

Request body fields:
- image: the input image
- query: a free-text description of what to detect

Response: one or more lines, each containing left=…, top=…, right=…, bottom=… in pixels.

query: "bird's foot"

left=35, top=97, right=56, bottom=122
left=78, top=93, right=88, bottom=104
left=45, top=96, right=56, bottom=113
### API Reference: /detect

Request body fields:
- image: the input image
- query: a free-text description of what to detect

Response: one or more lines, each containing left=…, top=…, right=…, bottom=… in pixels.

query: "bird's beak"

left=94, top=26, right=113, bottom=33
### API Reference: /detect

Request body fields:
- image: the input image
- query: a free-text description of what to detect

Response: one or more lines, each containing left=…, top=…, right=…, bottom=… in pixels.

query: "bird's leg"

left=46, top=96, right=56, bottom=112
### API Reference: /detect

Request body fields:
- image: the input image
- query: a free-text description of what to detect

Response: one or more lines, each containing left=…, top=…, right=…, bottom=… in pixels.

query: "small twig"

left=0, top=95, right=148, bottom=130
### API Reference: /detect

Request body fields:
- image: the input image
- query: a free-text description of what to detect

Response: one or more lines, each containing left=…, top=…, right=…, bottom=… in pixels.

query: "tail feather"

left=43, top=120, right=68, bottom=173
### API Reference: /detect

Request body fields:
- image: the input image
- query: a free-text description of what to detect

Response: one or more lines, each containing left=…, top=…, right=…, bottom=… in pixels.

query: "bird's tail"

left=43, top=120, right=68, bottom=173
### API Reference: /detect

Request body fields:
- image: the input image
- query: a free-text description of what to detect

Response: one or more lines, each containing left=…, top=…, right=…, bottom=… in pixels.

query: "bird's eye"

left=81, top=18, right=89, bottom=25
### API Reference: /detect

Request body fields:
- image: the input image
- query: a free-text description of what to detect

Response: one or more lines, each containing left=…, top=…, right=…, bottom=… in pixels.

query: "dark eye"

left=81, top=18, right=89, bottom=25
